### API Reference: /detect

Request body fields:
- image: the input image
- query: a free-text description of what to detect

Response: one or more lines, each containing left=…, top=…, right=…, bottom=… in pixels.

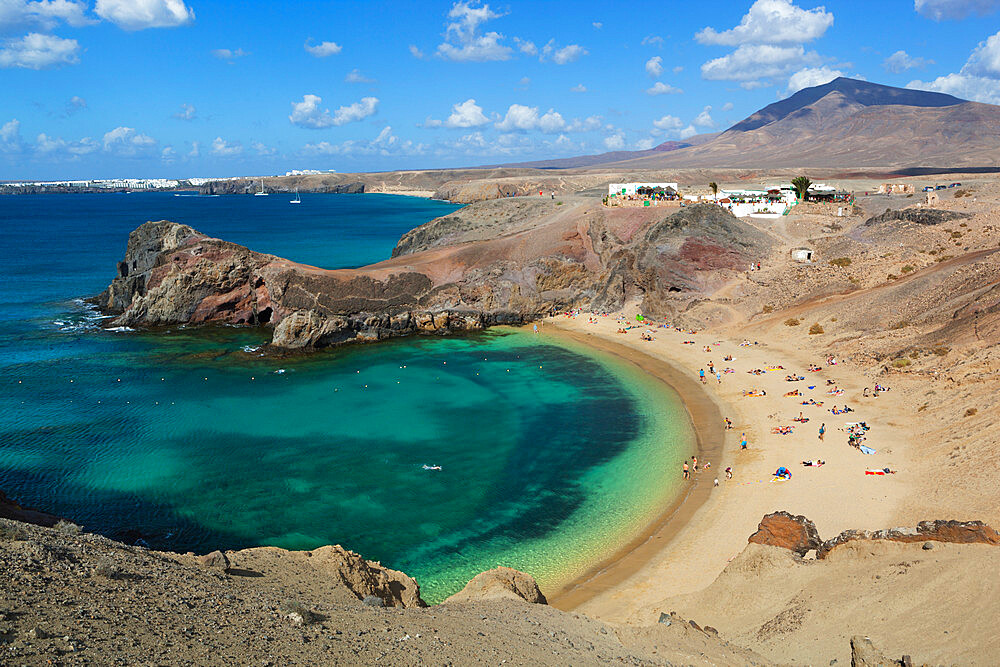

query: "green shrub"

left=54, top=520, right=81, bottom=536
left=808, top=323, right=824, bottom=335
left=279, top=600, right=318, bottom=625
left=94, top=559, right=121, bottom=579
left=892, top=358, right=911, bottom=368
left=901, top=265, right=914, bottom=273
left=829, top=257, right=852, bottom=268
left=890, top=321, right=908, bottom=330
left=0, top=522, right=26, bottom=541
left=932, top=347, right=950, bottom=356
left=784, top=318, right=800, bottom=326
left=762, top=304, right=774, bottom=313
left=887, top=274, right=899, bottom=280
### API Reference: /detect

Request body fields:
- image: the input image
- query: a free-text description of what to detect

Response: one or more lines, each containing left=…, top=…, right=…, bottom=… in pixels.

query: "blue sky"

left=1, top=0, right=999, bottom=179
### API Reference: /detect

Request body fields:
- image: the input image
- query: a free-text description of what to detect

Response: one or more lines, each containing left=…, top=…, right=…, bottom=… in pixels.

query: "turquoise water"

left=0, top=193, right=694, bottom=602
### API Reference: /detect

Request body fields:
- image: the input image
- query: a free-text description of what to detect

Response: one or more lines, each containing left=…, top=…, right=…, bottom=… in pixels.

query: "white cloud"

left=679, top=125, right=698, bottom=139
left=570, top=83, right=587, bottom=92
left=251, top=141, right=275, bottom=156
left=518, top=76, right=530, bottom=86
left=696, top=0, right=833, bottom=46
left=94, top=0, right=194, bottom=30
left=883, top=50, right=934, bottom=73
left=514, top=37, right=536, bottom=55
left=444, top=98, right=489, bottom=127
left=652, top=115, right=683, bottom=130
left=68, top=95, right=86, bottom=109
left=603, top=132, right=625, bottom=150
left=304, top=39, right=342, bottom=57
left=212, top=48, right=248, bottom=60
left=693, top=105, right=715, bottom=127
left=288, top=94, right=379, bottom=128
left=722, top=101, right=735, bottom=111
left=961, top=30, right=1000, bottom=77
left=187, top=140, right=199, bottom=157
left=786, top=66, right=843, bottom=93
left=1, top=119, right=23, bottom=153
left=907, top=30, right=1000, bottom=103
left=161, top=146, right=175, bottom=161
left=0, top=0, right=95, bottom=33
left=211, top=136, right=242, bottom=156
left=173, top=103, right=196, bottom=120
left=634, top=137, right=656, bottom=150
left=641, top=35, right=664, bottom=47
left=646, top=81, right=683, bottom=95
left=914, top=0, right=1000, bottom=21
left=592, top=22, right=602, bottom=29
left=495, top=104, right=566, bottom=133
left=546, top=42, right=587, bottom=64
left=35, top=132, right=98, bottom=156
left=673, top=65, right=683, bottom=73
left=645, top=55, right=663, bottom=78
left=0, top=32, right=79, bottom=69
left=409, top=44, right=424, bottom=59
left=302, top=127, right=426, bottom=157
left=102, top=126, right=157, bottom=156
left=701, top=43, right=817, bottom=81
left=436, top=1, right=512, bottom=62
left=345, top=68, right=374, bottom=83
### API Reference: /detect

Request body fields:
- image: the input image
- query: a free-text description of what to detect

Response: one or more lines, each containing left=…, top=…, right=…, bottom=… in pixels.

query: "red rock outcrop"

left=747, top=511, right=822, bottom=556
left=94, top=202, right=774, bottom=348
left=442, top=567, right=547, bottom=605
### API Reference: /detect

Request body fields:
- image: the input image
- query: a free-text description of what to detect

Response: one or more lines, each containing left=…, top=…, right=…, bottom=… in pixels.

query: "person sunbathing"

left=743, top=389, right=766, bottom=397
left=802, top=460, right=825, bottom=467
left=807, top=364, right=822, bottom=372
left=771, top=425, right=794, bottom=435
left=784, top=389, right=801, bottom=397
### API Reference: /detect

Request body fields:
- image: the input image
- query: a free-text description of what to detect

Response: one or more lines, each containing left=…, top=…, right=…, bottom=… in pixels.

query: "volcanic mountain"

left=535, top=78, right=1000, bottom=170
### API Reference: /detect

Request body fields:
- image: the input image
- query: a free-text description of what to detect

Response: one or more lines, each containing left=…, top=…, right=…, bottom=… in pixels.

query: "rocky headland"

left=92, top=201, right=773, bottom=348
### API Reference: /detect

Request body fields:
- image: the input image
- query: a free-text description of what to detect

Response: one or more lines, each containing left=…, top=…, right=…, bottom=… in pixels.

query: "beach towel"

left=859, top=445, right=876, bottom=455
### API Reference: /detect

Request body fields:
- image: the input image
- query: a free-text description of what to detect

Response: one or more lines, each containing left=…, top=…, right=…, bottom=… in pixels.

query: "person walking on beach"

left=819, top=423, right=826, bottom=441
left=724, top=417, right=733, bottom=430
left=682, top=462, right=689, bottom=479
left=692, top=456, right=698, bottom=472
left=740, top=433, right=748, bottom=450
left=699, top=368, right=706, bottom=383
left=716, top=371, right=722, bottom=384
left=725, top=466, right=733, bottom=480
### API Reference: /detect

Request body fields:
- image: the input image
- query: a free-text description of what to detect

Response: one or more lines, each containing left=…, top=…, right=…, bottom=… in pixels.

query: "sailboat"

left=290, top=188, right=301, bottom=204
left=254, top=180, right=268, bottom=196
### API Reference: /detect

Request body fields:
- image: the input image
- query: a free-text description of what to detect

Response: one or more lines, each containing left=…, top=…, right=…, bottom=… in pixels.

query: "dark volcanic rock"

left=747, top=511, right=822, bottom=556
left=0, top=490, right=64, bottom=528
left=861, top=207, right=969, bottom=228
left=199, top=179, right=364, bottom=195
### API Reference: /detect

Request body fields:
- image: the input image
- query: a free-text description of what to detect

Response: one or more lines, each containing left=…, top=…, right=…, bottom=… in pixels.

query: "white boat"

left=254, top=180, right=268, bottom=196
left=290, top=188, right=301, bottom=204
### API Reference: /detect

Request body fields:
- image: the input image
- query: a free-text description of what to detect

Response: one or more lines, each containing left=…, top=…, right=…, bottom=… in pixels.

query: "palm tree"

left=709, top=182, right=718, bottom=198
left=792, top=176, right=812, bottom=201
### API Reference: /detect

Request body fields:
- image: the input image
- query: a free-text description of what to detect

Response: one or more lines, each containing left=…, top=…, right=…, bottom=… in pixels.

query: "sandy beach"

left=543, top=309, right=915, bottom=625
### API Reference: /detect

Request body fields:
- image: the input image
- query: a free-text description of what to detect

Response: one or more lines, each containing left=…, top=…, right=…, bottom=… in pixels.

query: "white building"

left=608, top=182, right=678, bottom=196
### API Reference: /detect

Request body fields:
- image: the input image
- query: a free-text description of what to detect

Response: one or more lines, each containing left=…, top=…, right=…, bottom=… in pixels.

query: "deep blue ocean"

left=0, top=192, right=693, bottom=601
